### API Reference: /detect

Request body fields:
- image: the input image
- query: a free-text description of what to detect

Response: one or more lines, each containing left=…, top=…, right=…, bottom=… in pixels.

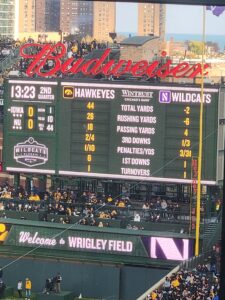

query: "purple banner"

left=142, top=236, right=194, bottom=261
left=206, top=6, right=225, bottom=16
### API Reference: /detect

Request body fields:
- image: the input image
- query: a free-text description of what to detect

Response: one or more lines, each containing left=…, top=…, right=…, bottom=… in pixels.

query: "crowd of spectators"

left=146, top=246, right=221, bottom=299
left=65, top=39, right=108, bottom=58
left=0, top=38, right=20, bottom=61
left=0, top=184, right=186, bottom=228
left=0, top=37, right=23, bottom=78
left=15, top=38, right=109, bottom=76
left=0, top=36, right=110, bottom=79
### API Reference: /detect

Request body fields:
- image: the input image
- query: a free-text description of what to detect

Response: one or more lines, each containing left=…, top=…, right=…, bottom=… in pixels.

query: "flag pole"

left=195, top=5, right=205, bottom=256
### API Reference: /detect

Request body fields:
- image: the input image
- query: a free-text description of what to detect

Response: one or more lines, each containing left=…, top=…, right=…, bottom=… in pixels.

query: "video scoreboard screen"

left=3, top=79, right=219, bottom=184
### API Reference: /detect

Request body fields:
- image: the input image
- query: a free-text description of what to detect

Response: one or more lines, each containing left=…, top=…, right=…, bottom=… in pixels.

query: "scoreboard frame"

left=3, top=78, right=220, bottom=185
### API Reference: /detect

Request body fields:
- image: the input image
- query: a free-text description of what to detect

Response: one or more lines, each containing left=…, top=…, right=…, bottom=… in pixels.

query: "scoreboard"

left=3, top=79, right=219, bottom=185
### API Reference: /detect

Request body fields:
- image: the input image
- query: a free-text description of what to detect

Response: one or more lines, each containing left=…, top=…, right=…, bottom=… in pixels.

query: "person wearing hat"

left=25, top=277, right=32, bottom=300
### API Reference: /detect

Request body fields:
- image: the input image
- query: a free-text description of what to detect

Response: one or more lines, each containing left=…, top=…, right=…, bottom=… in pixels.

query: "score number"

left=26, top=106, right=36, bottom=130
left=11, top=85, right=36, bottom=99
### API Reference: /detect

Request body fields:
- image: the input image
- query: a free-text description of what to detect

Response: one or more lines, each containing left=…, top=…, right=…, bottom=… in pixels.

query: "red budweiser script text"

left=20, top=43, right=210, bottom=79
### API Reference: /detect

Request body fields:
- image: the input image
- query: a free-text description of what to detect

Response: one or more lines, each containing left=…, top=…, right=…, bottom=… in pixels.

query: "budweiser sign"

left=20, top=43, right=210, bottom=79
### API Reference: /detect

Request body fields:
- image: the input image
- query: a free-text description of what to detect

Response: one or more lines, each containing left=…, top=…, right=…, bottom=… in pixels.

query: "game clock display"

left=7, top=82, right=56, bottom=133
left=3, top=79, right=219, bottom=184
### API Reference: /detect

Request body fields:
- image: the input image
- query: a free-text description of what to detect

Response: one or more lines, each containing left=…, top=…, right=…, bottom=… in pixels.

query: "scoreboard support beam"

left=14, top=173, right=20, bottom=190
left=25, top=177, right=32, bottom=194
left=39, top=175, right=47, bottom=192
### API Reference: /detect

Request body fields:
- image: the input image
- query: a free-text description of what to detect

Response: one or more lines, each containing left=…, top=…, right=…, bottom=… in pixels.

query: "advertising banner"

left=1, top=223, right=194, bottom=261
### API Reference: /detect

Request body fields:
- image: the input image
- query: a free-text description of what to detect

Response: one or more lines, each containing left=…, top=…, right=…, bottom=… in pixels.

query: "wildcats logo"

left=14, top=137, right=48, bottom=167
left=159, top=90, right=212, bottom=104
left=159, top=90, right=171, bottom=103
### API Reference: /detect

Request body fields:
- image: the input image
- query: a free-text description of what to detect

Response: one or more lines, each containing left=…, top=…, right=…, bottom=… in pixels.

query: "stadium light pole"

left=195, top=6, right=206, bottom=257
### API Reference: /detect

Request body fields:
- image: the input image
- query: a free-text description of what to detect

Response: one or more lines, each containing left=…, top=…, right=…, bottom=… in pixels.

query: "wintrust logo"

left=14, top=137, right=48, bottom=167
left=122, top=90, right=153, bottom=98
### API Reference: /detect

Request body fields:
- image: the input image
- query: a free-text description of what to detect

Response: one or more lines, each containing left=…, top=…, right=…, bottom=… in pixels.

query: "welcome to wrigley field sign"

left=2, top=223, right=194, bottom=262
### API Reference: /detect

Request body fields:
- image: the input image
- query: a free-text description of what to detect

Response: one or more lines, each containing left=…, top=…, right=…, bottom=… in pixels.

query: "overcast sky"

left=116, top=3, right=225, bottom=35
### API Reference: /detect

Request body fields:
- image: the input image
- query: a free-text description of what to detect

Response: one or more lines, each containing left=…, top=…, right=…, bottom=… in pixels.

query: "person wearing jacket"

left=25, top=277, right=31, bottom=300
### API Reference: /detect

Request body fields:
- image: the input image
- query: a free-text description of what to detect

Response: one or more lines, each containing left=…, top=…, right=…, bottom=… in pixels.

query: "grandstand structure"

left=0, top=39, right=222, bottom=299
left=0, top=1, right=224, bottom=299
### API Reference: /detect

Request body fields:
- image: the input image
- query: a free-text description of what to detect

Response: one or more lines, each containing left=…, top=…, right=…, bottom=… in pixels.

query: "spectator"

left=110, top=209, right=118, bottom=219
left=150, top=290, right=158, bottom=299
left=55, top=272, right=62, bottom=293
left=186, top=272, right=195, bottom=284
left=1, top=188, right=11, bottom=199
left=80, top=192, right=88, bottom=203
left=43, top=278, right=54, bottom=294
left=98, top=221, right=104, bottom=228
left=116, top=200, right=126, bottom=208
left=142, top=202, right=150, bottom=210
left=161, top=199, right=168, bottom=218
left=70, top=191, right=76, bottom=204
left=215, top=199, right=221, bottom=216
left=25, top=277, right=32, bottom=300
left=106, top=195, right=113, bottom=204
left=134, top=213, right=141, bottom=222
left=171, top=275, right=180, bottom=288
left=163, top=276, right=171, bottom=292
left=210, top=247, right=218, bottom=277
left=17, top=280, right=23, bottom=298
left=0, top=278, right=6, bottom=298
left=161, top=199, right=168, bottom=210
left=28, top=192, right=40, bottom=201
left=54, top=189, right=61, bottom=202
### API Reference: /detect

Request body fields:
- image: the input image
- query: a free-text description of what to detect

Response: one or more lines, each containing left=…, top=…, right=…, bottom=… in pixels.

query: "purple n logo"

left=150, top=237, right=190, bottom=261
left=159, top=90, right=171, bottom=103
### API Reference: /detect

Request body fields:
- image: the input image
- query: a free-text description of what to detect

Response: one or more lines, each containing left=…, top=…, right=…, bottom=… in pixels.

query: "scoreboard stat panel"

left=3, top=79, right=219, bottom=184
